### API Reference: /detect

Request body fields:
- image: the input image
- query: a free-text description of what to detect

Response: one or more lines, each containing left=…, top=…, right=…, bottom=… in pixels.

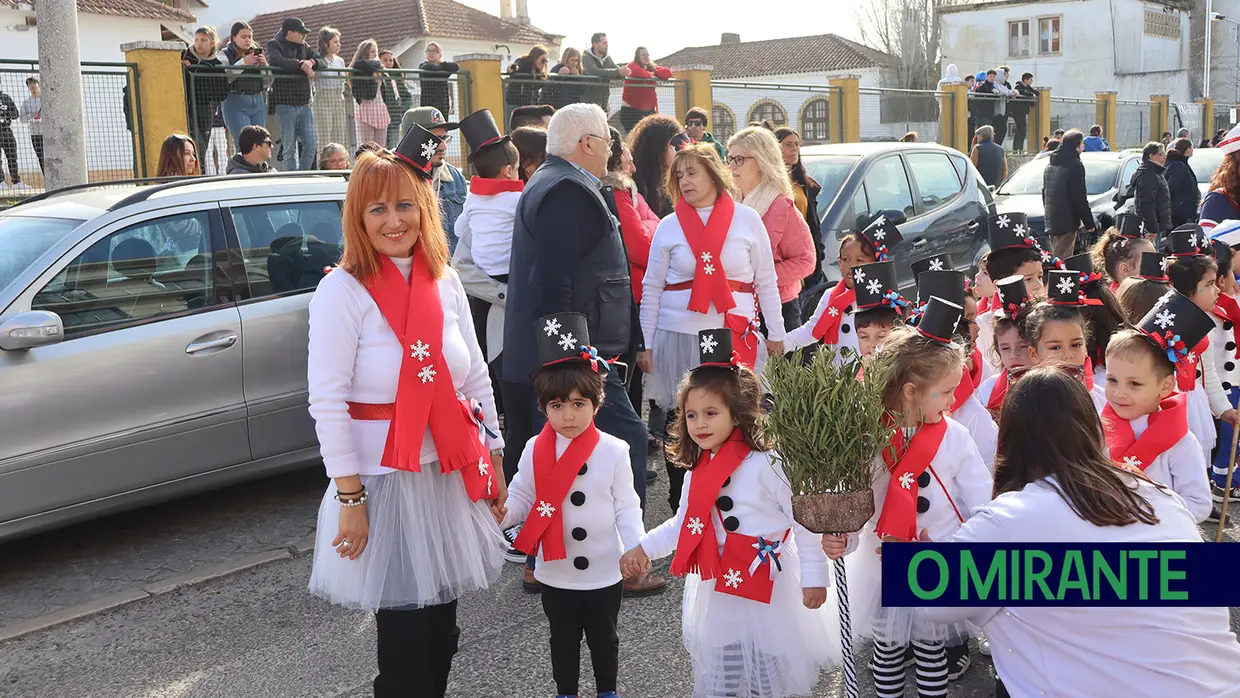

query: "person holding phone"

left=220, top=21, right=269, bottom=150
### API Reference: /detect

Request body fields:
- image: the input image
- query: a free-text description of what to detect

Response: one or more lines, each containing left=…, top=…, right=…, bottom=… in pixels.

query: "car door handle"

left=186, top=335, right=237, bottom=354
left=967, top=220, right=981, bottom=231
left=912, top=239, right=928, bottom=248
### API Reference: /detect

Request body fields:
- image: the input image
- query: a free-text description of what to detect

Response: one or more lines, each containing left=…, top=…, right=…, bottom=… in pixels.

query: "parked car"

left=799, top=142, right=996, bottom=300
left=0, top=173, right=349, bottom=541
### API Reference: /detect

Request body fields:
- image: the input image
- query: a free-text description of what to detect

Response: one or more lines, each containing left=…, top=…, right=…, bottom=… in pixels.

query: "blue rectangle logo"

left=880, top=543, right=1239, bottom=607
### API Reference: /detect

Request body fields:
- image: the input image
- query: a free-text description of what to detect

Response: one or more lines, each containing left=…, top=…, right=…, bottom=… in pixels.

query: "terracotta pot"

left=792, top=490, right=875, bottom=534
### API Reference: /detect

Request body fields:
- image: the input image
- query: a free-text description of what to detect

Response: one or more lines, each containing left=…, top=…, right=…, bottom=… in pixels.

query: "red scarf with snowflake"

left=811, top=281, right=857, bottom=345
left=1101, top=395, right=1188, bottom=471
left=677, top=194, right=737, bottom=314
left=512, top=423, right=600, bottom=561
left=1214, top=294, right=1240, bottom=359
left=875, top=418, right=948, bottom=542
left=669, top=429, right=749, bottom=580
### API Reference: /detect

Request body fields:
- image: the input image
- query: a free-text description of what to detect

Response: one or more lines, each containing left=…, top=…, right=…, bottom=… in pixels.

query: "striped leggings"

left=871, top=639, right=948, bottom=698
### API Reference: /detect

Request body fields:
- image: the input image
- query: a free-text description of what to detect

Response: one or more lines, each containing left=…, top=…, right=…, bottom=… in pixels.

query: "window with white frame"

left=1008, top=20, right=1031, bottom=58
left=1038, top=16, right=1062, bottom=55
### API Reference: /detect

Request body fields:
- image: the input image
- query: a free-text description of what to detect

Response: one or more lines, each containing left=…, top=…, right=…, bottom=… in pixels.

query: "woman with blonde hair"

left=639, top=139, right=785, bottom=511
left=547, top=46, right=584, bottom=109
left=306, top=135, right=506, bottom=697
left=727, top=126, right=816, bottom=329
left=350, top=39, right=389, bottom=146
left=313, top=27, right=353, bottom=152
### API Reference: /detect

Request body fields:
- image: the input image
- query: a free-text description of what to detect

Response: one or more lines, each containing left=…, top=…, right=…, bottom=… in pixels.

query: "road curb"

left=0, top=545, right=300, bottom=643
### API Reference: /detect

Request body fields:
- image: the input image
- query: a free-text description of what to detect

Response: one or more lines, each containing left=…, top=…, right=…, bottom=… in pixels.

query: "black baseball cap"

left=282, top=17, right=310, bottom=35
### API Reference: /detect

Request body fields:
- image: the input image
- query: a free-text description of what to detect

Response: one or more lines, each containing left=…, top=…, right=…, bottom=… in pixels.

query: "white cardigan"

left=640, top=202, right=786, bottom=343
left=1118, top=414, right=1211, bottom=522
left=307, top=257, right=503, bottom=479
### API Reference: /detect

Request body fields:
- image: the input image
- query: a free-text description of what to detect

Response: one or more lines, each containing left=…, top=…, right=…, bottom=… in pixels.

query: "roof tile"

left=0, top=0, right=195, bottom=23
left=656, top=33, right=896, bottom=80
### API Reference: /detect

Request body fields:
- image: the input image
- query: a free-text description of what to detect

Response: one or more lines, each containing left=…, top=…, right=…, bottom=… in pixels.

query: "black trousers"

left=0, top=125, right=20, bottom=183
left=540, top=581, right=623, bottom=696
left=991, top=114, right=1008, bottom=147
left=374, top=600, right=460, bottom=698
left=30, top=134, right=44, bottom=172
left=1010, top=114, right=1028, bottom=153
left=663, top=406, right=685, bottom=513
left=617, top=106, right=654, bottom=134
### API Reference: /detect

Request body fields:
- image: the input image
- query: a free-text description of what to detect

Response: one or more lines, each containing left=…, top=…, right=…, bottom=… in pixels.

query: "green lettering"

left=1057, top=550, right=1090, bottom=601
left=1023, top=550, right=1055, bottom=600
left=962, top=550, right=1005, bottom=601
left=1093, top=550, right=1126, bottom=600
left=1010, top=548, right=1020, bottom=600
left=1129, top=550, right=1158, bottom=600
left=1159, top=550, right=1188, bottom=601
left=909, top=550, right=949, bottom=600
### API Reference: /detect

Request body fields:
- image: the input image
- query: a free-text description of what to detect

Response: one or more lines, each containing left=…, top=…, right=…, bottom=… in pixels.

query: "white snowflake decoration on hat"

left=558, top=332, right=577, bottom=351
left=1154, top=309, right=1176, bottom=329
left=866, top=279, right=883, bottom=295
left=1041, top=249, right=1053, bottom=263
left=928, top=258, right=945, bottom=271
left=872, top=214, right=886, bottom=228
left=1056, top=277, right=1075, bottom=296
left=543, top=318, right=561, bottom=336
left=1014, top=224, right=1027, bottom=238
left=700, top=333, right=718, bottom=354
left=872, top=227, right=886, bottom=240
left=854, top=268, right=867, bottom=284
left=420, top=139, right=438, bottom=161
left=996, top=214, right=1011, bottom=229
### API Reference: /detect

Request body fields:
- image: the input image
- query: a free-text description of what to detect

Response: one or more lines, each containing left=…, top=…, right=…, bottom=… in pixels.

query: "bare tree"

left=857, top=0, right=975, bottom=89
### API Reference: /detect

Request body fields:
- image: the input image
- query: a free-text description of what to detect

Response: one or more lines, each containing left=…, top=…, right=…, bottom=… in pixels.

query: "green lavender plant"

left=763, top=347, right=894, bottom=495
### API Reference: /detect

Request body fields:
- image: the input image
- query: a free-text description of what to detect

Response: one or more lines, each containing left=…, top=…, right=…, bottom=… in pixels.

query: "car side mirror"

left=0, top=311, right=64, bottom=351
left=877, top=208, right=907, bottom=226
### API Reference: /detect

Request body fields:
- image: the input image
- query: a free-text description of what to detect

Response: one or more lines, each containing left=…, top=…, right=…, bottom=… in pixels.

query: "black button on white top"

left=917, top=496, right=930, bottom=513
left=716, top=496, right=733, bottom=511
left=1227, top=362, right=1237, bottom=372
left=840, top=323, right=851, bottom=334
left=570, top=491, right=585, bottom=506
left=1226, top=322, right=1234, bottom=331
left=571, top=527, right=587, bottom=541
left=1228, top=341, right=1237, bottom=352
left=917, top=472, right=931, bottom=488
left=573, top=556, right=589, bottom=570
left=722, top=477, right=731, bottom=487
left=1226, top=382, right=1234, bottom=391
left=578, top=463, right=588, bottom=475
left=723, top=516, right=740, bottom=531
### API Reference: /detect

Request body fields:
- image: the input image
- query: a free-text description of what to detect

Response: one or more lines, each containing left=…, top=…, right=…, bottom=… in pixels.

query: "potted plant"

left=764, top=346, right=893, bottom=534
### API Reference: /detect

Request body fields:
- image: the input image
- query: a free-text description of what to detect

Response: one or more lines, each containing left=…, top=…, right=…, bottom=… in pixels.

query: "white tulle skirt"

left=681, top=540, right=841, bottom=698
left=648, top=328, right=769, bottom=410
left=1188, top=383, right=1217, bottom=457
left=308, top=466, right=505, bottom=611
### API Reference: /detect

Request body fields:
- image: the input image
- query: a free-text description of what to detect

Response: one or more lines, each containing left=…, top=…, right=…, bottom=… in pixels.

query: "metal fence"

left=709, top=81, right=842, bottom=145
left=860, top=87, right=941, bottom=144
left=187, top=67, right=470, bottom=173
left=1047, top=96, right=1097, bottom=142
left=1171, top=101, right=1203, bottom=142
left=1115, top=99, right=1152, bottom=149
left=498, top=74, right=688, bottom=138
left=0, top=58, right=141, bottom=196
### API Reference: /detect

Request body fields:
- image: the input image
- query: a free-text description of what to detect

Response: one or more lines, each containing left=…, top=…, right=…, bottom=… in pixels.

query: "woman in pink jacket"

left=726, top=126, right=816, bottom=330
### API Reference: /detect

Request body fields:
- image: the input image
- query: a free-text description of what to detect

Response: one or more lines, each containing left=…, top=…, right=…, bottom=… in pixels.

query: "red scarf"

left=874, top=419, right=948, bottom=542
left=1109, top=280, right=1120, bottom=293
left=1176, top=337, right=1209, bottom=392
left=669, top=430, right=749, bottom=580
left=951, top=349, right=984, bottom=413
left=986, top=370, right=1010, bottom=413
left=1101, top=395, right=1188, bottom=471
left=978, top=294, right=994, bottom=315
left=677, top=194, right=737, bottom=314
left=811, top=281, right=857, bottom=345
left=364, top=256, right=494, bottom=498
left=512, top=423, right=600, bottom=561
left=468, top=177, right=525, bottom=195
left=1214, top=294, right=1240, bottom=359
left=1084, top=356, right=1095, bottom=388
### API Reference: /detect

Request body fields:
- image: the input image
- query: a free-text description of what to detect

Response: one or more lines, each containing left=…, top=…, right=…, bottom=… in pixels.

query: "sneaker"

left=1206, top=505, right=1229, bottom=525
left=522, top=565, right=542, bottom=593
left=11, top=181, right=30, bottom=191
left=1212, top=484, right=1240, bottom=503
left=946, top=643, right=972, bottom=681
left=503, top=525, right=527, bottom=564
left=977, top=634, right=992, bottom=656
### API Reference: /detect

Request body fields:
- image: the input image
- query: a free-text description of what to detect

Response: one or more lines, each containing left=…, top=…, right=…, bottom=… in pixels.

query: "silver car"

left=0, top=174, right=349, bottom=541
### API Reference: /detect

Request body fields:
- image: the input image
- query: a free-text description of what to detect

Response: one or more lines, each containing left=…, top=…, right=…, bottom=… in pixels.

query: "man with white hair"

left=501, top=103, right=667, bottom=597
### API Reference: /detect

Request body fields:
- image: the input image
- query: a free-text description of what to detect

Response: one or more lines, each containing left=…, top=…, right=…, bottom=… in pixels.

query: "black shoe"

left=946, top=643, right=972, bottom=681
left=902, top=644, right=916, bottom=668
left=646, top=467, right=658, bottom=482
left=1212, top=483, right=1240, bottom=503
left=1206, top=505, right=1228, bottom=525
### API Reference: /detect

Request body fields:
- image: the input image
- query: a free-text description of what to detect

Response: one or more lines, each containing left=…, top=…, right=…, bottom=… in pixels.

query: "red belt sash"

left=664, top=279, right=755, bottom=293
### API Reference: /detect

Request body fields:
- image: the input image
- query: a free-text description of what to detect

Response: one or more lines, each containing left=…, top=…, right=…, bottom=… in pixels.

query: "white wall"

left=0, top=8, right=164, bottom=62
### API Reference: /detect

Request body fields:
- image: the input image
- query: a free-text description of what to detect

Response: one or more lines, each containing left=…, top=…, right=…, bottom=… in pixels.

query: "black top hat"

left=696, top=329, right=737, bottom=368
left=994, top=275, right=1032, bottom=318
left=910, top=253, right=953, bottom=281
left=1115, top=212, right=1146, bottom=239
left=536, top=312, right=609, bottom=372
left=670, top=132, right=695, bottom=152
left=852, top=261, right=904, bottom=312
left=1137, top=252, right=1170, bottom=280
left=459, top=109, right=510, bottom=163
left=1166, top=225, right=1207, bottom=256
left=1136, top=291, right=1215, bottom=367
left=916, top=270, right=965, bottom=308
left=987, top=212, right=1033, bottom=251
left=1046, top=268, right=1094, bottom=306
left=1209, top=238, right=1231, bottom=262
left=392, top=123, right=443, bottom=178
left=859, top=215, right=903, bottom=262
left=915, top=296, right=964, bottom=346
left=1063, top=252, right=1105, bottom=298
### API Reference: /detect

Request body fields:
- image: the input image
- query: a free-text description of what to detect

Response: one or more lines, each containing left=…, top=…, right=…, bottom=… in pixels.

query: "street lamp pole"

left=1207, top=0, right=1214, bottom=99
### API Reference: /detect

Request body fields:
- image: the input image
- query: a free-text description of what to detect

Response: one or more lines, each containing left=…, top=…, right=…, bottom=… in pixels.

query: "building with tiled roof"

left=2, top=0, right=197, bottom=62
left=656, top=33, right=897, bottom=81
left=0, top=0, right=195, bottom=23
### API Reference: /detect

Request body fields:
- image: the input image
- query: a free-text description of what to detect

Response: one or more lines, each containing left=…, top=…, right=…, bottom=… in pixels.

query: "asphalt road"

left=1, top=455, right=1236, bottom=698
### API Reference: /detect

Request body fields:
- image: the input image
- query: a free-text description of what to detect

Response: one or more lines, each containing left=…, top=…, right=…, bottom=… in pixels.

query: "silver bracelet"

left=336, top=492, right=367, bottom=507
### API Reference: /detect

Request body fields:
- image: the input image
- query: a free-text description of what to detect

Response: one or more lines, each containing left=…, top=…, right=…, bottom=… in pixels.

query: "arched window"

left=712, top=104, right=737, bottom=143
left=800, top=98, right=831, bottom=143
left=747, top=99, right=787, bottom=127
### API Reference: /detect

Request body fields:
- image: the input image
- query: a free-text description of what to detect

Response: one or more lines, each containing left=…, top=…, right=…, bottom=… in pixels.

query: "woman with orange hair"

left=305, top=126, right=506, bottom=698
left=1199, top=124, right=1240, bottom=231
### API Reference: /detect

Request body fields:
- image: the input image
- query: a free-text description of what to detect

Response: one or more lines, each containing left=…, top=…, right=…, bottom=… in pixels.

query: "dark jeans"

left=991, top=114, right=1008, bottom=147
left=541, top=581, right=623, bottom=695
left=374, top=600, right=459, bottom=698
left=30, top=134, right=43, bottom=172
left=618, top=106, right=654, bottom=134
left=1010, top=113, right=1029, bottom=153
left=0, top=125, right=21, bottom=184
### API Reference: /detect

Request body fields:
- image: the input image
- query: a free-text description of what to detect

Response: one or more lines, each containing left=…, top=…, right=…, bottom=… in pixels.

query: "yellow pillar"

left=1198, top=99, right=1215, bottom=145
left=939, top=81, right=968, bottom=153
left=122, top=41, right=187, bottom=178
left=1096, top=91, right=1117, bottom=147
left=1031, top=87, right=1052, bottom=153
left=1150, top=95, right=1170, bottom=143
left=670, top=66, right=713, bottom=127
left=456, top=53, right=504, bottom=142
left=828, top=76, right=860, bottom=143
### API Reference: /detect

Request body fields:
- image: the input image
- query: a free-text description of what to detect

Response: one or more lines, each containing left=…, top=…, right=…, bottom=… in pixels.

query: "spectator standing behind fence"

left=182, top=27, right=227, bottom=163
left=1129, top=141, right=1172, bottom=240
left=1165, top=138, right=1200, bottom=227
left=504, top=47, right=549, bottom=129
left=619, top=47, right=672, bottom=133
left=627, top=114, right=682, bottom=218
left=992, top=66, right=1016, bottom=146
left=418, top=42, right=459, bottom=116
left=964, top=72, right=978, bottom=138
left=379, top=50, right=413, bottom=148
left=1084, top=124, right=1110, bottom=152
left=18, top=77, right=43, bottom=174
left=226, top=125, right=274, bottom=174
left=684, top=107, right=726, bottom=163
left=0, top=87, right=24, bottom=191
left=970, top=124, right=1007, bottom=188
left=267, top=17, right=326, bottom=171
left=220, top=22, right=268, bottom=151
left=156, top=134, right=200, bottom=177
left=313, top=27, right=353, bottom=155
left=973, top=69, right=1006, bottom=147
left=1043, top=129, right=1097, bottom=258
left=350, top=41, right=388, bottom=146
left=319, top=143, right=350, bottom=170
left=582, top=32, right=630, bottom=113
left=547, top=47, right=585, bottom=110
left=1009, top=72, right=1036, bottom=153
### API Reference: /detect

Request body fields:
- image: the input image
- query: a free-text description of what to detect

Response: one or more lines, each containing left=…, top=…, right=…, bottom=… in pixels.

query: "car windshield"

left=1191, top=148, right=1225, bottom=184
left=0, top=216, right=82, bottom=296
left=801, top=155, right=860, bottom=211
left=996, top=157, right=1120, bottom=197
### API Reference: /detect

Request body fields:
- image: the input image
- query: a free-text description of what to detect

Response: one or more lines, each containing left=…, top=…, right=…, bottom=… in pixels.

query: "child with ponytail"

left=1090, top=212, right=1156, bottom=289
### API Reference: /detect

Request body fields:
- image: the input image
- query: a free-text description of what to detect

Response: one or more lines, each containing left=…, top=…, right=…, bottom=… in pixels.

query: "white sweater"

left=640, top=203, right=786, bottom=342
left=455, top=189, right=521, bottom=277
left=1120, top=413, right=1211, bottom=522
left=502, top=430, right=644, bottom=590
left=307, top=257, right=503, bottom=478
left=784, top=291, right=858, bottom=356
left=953, top=396, right=998, bottom=472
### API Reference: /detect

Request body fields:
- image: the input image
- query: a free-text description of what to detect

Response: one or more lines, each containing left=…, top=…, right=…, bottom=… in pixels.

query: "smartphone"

left=254, top=47, right=263, bottom=56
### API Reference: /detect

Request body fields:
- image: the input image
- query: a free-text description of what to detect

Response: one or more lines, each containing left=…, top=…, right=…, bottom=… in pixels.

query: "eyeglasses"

left=726, top=155, right=751, bottom=167
left=686, top=120, right=706, bottom=127
left=583, top=133, right=609, bottom=145
left=262, top=140, right=273, bottom=146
